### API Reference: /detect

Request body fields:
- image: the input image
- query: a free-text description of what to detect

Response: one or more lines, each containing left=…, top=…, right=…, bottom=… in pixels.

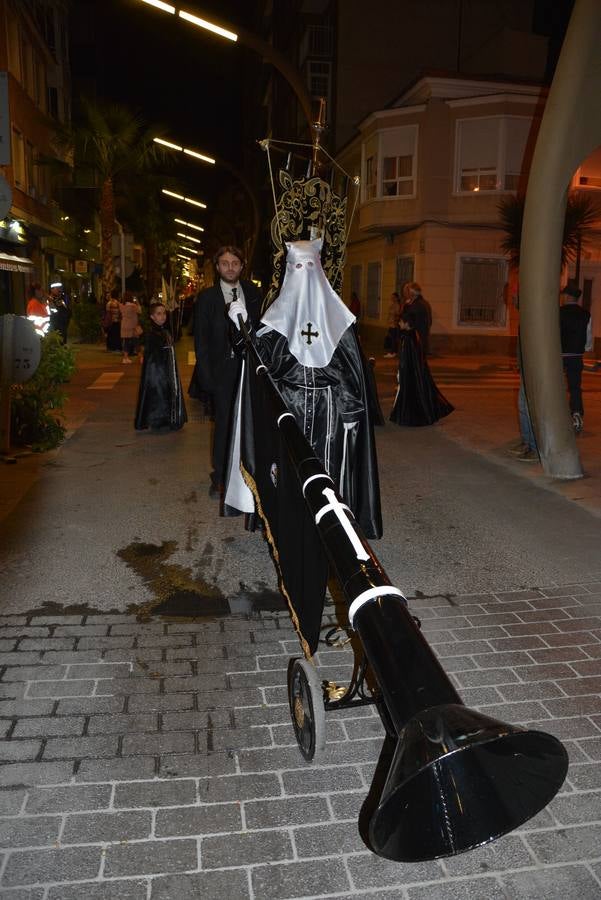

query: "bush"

left=10, top=332, right=76, bottom=451
left=72, top=300, right=103, bottom=343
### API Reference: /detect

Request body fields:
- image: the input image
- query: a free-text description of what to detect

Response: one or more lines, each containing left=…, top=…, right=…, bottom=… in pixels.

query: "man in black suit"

left=194, top=246, right=262, bottom=497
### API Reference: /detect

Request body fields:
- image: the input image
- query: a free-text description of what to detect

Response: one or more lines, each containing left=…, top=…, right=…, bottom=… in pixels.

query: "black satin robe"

left=256, top=324, right=382, bottom=539
left=390, top=330, right=453, bottom=427
left=135, top=323, right=187, bottom=432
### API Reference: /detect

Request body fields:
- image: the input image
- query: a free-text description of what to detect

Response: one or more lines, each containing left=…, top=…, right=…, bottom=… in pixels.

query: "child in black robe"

left=135, top=303, right=187, bottom=433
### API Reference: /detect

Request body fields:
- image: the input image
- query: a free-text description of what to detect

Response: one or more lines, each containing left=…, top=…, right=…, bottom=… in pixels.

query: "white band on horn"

left=256, top=364, right=267, bottom=374
left=277, top=412, right=294, bottom=426
left=302, top=473, right=333, bottom=496
left=348, top=586, right=406, bottom=628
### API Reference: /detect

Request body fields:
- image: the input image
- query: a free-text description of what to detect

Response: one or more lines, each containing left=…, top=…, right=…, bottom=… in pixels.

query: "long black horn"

left=238, top=323, right=569, bottom=862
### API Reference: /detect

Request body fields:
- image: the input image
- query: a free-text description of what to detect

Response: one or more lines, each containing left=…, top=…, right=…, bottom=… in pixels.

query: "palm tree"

left=57, top=98, right=166, bottom=298
left=499, top=192, right=600, bottom=271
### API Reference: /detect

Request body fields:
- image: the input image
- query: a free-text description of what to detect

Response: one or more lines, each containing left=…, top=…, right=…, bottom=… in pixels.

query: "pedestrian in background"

left=560, top=282, right=592, bottom=434
left=383, top=292, right=401, bottom=358
left=389, top=311, right=453, bottom=427
left=104, top=288, right=122, bottom=352
left=119, top=291, right=141, bottom=364
left=401, top=281, right=433, bottom=357
left=26, top=283, right=50, bottom=336
left=135, top=302, right=187, bottom=433
left=48, top=281, right=71, bottom=343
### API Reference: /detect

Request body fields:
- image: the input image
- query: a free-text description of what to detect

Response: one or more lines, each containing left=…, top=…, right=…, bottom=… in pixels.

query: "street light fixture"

left=161, top=188, right=207, bottom=209
left=174, top=218, right=204, bottom=232
left=154, top=137, right=216, bottom=166
left=176, top=232, right=201, bottom=243
left=136, top=0, right=312, bottom=128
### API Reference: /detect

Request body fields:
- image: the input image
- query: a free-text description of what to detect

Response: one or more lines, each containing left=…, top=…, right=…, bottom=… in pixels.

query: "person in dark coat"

left=390, top=313, right=453, bottom=428
left=194, top=246, right=262, bottom=497
left=401, top=281, right=433, bottom=356
left=559, top=282, right=592, bottom=433
left=135, top=303, right=187, bottom=433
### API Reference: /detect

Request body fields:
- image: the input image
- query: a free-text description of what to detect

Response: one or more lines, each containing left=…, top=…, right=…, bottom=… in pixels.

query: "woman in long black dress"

left=135, top=303, right=187, bottom=433
left=390, top=313, right=453, bottom=427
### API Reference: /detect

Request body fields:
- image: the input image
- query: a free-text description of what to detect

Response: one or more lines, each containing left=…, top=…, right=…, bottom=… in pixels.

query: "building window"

left=396, top=256, right=414, bottom=294
left=362, top=125, right=418, bottom=201
left=577, top=146, right=601, bottom=189
left=11, top=129, right=26, bottom=188
left=7, top=19, right=21, bottom=80
left=350, top=264, right=362, bottom=305
left=365, top=155, right=377, bottom=200
left=366, top=261, right=381, bottom=319
left=48, top=86, right=59, bottom=119
left=457, top=256, right=507, bottom=326
left=456, top=116, right=531, bottom=194
left=307, top=60, right=331, bottom=105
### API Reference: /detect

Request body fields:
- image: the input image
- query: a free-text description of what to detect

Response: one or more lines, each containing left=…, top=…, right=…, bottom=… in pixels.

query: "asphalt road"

left=1, top=346, right=600, bottom=616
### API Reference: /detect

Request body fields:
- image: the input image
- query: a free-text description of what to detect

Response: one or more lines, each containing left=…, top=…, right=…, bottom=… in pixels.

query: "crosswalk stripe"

left=87, top=372, right=124, bottom=390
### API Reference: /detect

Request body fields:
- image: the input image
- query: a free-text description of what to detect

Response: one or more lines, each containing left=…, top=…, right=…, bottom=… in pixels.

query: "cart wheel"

left=287, top=658, right=326, bottom=761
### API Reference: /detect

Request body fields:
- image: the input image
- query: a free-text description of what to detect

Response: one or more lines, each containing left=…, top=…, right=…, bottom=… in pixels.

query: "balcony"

left=299, top=25, right=333, bottom=65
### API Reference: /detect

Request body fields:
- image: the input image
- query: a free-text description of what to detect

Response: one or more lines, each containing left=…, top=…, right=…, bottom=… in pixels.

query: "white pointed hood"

left=260, top=238, right=355, bottom=368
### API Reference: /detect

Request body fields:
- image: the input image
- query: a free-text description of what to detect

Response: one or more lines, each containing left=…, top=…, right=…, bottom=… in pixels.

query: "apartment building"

left=337, top=72, right=601, bottom=353
left=0, top=0, right=85, bottom=314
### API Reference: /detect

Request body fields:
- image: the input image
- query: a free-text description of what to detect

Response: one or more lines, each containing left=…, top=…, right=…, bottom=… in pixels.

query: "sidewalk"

left=1, top=340, right=601, bottom=898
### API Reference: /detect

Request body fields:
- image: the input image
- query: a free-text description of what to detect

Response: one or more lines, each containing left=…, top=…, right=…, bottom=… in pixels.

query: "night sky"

left=70, top=0, right=263, bottom=206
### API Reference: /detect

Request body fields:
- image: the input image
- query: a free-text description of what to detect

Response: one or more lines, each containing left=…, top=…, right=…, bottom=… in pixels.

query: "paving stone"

left=161, top=710, right=233, bottom=731
left=75, top=757, right=156, bottom=783
left=476, top=701, right=551, bottom=723
left=103, top=838, right=197, bottom=877
left=0, top=654, right=43, bottom=666
left=65, top=663, right=132, bottom=678
left=202, top=828, right=292, bottom=867
left=162, top=675, right=228, bottom=693
left=245, top=795, right=330, bottom=829
left=541, top=631, right=600, bottom=647
left=0, top=740, right=40, bottom=761
left=198, top=772, right=281, bottom=803
left=442, top=834, right=534, bottom=875
left=0, top=684, right=26, bottom=699
left=498, top=682, right=566, bottom=702
left=26, top=680, right=95, bottom=698
left=135, top=635, right=194, bottom=648
left=150, top=870, right=250, bottom=900
left=29, top=616, right=84, bottom=625
left=12, top=717, right=85, bottom=738
left=19, top=640, right=76, bottom=652
left=158, top=752, right=237, bottom=779
left=523, top=716, right=601, bottom=740
left=328, top=790, right=365, bottom=820
left=114, top=779, right=196, bottom=808
left=53, top=626, right=109, bottom=637
left=526, top=823, right=601, bottom=862
left=128, top=693, right=194, bottom=713
left=87, top=713, right=158, bottom=735
left=500, top=863, right=601, bottom=899
left=155, top=802, right=242, bottom=837
left=26, top=783, right=112, bottom=813
left=0, top=761, right=73, bottom=787
left=549, top=790, right=601, bottom=825
left=236, top=746, right=317, bottom=772
left=282, top=766, right=363, bottom=795
left=0, top=787, right=26, bottom=815
left=0, top=888, right=47, bottom=900
left=251, top=858, right=350, bottom=898
left=61, top=809, right=152, bottom=844
left=406, top=878, right=510, bottom=899
left=0, top=629, right=50, bottom=639
left=294, top=820, right=363, bottom=856
left=1, top=666, right=68, bottom=682
left=560, top=676, right=601, bottom=696
left=47, top=881, right=148, bottom=900
left=347, top=854, right=444, bottom=889
left=101, top=678, right=160, bottom=695
left=43, top=735, right=119, bottom=760
left=122, top=732, right=195, bottom=756
left=0, top=815, right=61, bottom=848
left=2, top=846, right=101, bottom=887
left=78, top=637, right=135, bottom=650
left=567, top=763, right=601, bottom=790
left=56, top=696, right=125, bottom=715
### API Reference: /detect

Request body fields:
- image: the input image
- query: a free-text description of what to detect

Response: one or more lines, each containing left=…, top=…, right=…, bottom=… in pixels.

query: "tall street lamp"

left=136, top=0, right=313, bottom=129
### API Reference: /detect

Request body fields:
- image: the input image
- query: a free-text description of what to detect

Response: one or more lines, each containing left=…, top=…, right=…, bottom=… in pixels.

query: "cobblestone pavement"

left=1, top=582, right=601, bottom=899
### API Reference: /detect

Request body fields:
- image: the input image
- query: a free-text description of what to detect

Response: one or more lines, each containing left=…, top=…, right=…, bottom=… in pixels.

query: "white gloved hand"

left=228, top=300, right=247, bottom=329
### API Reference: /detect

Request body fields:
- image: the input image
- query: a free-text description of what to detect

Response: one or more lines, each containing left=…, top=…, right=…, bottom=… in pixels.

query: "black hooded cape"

left=135, top=323, right=187, bottom=431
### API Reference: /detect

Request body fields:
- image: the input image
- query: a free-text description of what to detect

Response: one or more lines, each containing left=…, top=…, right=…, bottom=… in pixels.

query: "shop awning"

left=0, top=253, right=35, bottom=273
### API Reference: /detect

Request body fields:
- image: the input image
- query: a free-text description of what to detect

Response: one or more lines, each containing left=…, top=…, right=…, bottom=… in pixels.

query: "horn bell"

left=369, top=703, right=568, bottom=862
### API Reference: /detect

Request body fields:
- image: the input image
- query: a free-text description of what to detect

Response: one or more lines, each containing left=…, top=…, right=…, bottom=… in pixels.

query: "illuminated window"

left=362, top=125, right=418, bottom=201
left=456, top=116, right=531, bottom=194
left=365, top=155, right=377, bottom=200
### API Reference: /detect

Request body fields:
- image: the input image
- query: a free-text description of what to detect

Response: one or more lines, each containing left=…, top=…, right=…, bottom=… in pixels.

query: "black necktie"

left=231, top=287, right=237, bottom=304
